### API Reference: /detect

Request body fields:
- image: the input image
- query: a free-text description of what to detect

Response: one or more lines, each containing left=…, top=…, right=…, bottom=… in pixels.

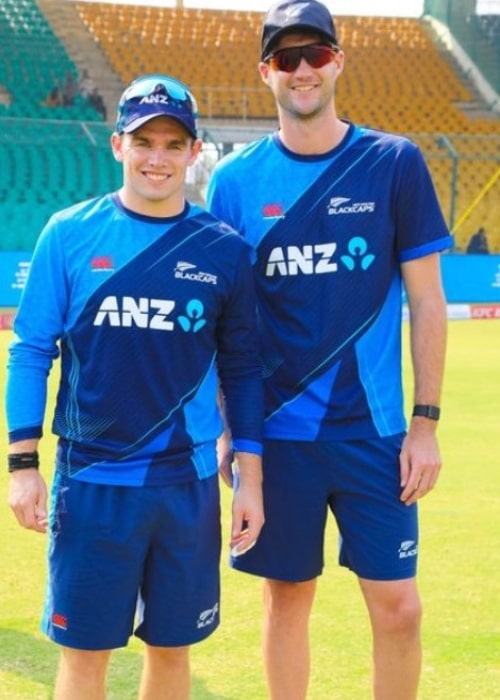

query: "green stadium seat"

left=0, top=0, right=105, bottom=123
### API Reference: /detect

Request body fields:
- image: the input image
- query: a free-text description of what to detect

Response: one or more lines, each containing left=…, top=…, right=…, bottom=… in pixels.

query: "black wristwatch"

left=412, top=404, right=440, bottom=421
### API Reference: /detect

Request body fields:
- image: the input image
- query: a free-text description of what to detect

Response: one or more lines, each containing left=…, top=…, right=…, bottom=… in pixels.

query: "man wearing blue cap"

left=207, top=1, right=452, bottom=698
left=6, top=74, right=264, bottom=699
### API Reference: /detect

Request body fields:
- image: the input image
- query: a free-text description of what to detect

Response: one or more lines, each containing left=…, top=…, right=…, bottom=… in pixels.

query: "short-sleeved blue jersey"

left=6, top=195, right=263, bottom=485
left=206, top=124, right=453, bottom=441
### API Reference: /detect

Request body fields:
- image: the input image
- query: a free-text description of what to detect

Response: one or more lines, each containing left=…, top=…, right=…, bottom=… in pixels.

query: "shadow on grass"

left=0, top=628, right=235, bottom=699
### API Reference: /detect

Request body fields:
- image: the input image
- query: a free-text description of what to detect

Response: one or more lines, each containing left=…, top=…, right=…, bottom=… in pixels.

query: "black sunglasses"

left=263, top=44, right=339, bottom=73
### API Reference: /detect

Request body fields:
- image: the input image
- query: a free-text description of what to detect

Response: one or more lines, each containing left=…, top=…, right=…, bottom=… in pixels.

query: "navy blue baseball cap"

left=261, top=0, right=338, bottom=60
left=115, top=74, right=198, bottom=138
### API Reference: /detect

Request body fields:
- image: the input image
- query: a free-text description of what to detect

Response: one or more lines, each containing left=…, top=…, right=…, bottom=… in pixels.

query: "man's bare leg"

left=262, top=578, right=317, bottom=700
left=139, top=644, right=190, bottom=700
left=359, top=577, right=422, bottom=700
left=54, top=647, right=112, bottom=700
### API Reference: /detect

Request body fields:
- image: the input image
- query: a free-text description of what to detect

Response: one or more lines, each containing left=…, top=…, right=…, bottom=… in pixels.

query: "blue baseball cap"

left=261, top=0, right=338, bottom=60
left=115, top=74, right=198, bottom=138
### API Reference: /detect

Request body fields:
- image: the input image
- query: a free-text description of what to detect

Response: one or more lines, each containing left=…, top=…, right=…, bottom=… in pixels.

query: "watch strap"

left=412, top=404, right=440, bottom=420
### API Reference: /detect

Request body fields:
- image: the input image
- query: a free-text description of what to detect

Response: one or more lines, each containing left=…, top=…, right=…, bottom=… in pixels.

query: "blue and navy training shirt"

left=6, top=195, right=263, bottom=485
left=206, top=123, right=453, bottom=441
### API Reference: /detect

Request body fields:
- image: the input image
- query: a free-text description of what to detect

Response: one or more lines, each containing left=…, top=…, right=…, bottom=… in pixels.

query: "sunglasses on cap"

left=263, top=44, right=339, bottom=73
left=121, top=75, right=198, bottom=110
left=116, top=74, right=198, bottom=136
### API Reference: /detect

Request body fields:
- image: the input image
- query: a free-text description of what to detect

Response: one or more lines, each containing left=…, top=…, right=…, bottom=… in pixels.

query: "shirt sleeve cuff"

left=231, top=439, right=263, bottom=456
left=8, top=426, right=43, bottom=443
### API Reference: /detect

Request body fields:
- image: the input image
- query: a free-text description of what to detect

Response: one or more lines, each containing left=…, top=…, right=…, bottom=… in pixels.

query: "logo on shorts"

left=52, top=612, right=68, bottom=630
left=196, top=602, right=219, bottom=629
left=398, top=540, right=418, bottom=559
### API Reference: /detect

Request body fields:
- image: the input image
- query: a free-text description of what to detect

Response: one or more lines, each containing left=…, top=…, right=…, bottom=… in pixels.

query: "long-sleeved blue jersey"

left=6, top=195, right=263, bottom=485
left=206, top=124, right=453, bottom=441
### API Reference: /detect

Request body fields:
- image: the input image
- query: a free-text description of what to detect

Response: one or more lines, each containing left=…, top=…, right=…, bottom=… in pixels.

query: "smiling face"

left=111, top=116, right=202, bottom=217
left=259, top=31, right=344, bottom=124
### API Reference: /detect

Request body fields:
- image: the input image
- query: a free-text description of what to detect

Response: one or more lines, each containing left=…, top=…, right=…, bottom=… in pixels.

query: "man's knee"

left=263, top=579, right=317, bottom=617
left=144, top=644, right=190, bottom=669
left=383, top=593, right=422, bottom=637
left=361, top=579, right=422, bottom=636
left=56, top=647, right=111, bottom=689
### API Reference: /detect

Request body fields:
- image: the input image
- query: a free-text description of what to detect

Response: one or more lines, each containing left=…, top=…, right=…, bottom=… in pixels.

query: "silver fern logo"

left=398, top=540, right=418, bottom=559
left=174, top=261, right=217, bottom=285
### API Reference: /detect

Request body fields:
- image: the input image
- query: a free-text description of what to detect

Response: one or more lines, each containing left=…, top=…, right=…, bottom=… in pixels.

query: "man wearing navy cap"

left=207, top=1, right=452, bottom=697
left=6, top=74, right=264, bottom=699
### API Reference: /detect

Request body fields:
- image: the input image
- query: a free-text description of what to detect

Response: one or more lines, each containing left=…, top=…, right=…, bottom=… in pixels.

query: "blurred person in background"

left=466, top=226, right=490, bottom=254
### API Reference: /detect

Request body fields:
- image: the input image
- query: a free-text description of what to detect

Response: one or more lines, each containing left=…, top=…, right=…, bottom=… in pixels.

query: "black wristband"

left=412, top=405, right=440, bottom=421
left=8, top=451, right=40, bottom=472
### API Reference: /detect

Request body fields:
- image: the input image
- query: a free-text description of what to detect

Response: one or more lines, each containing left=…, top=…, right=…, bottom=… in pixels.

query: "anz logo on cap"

left=139, top=94, right=172, bottom=106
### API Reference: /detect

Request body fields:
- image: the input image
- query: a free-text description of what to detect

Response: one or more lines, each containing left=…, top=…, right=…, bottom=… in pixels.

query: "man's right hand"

left=8, top=469, right=48, bottom=533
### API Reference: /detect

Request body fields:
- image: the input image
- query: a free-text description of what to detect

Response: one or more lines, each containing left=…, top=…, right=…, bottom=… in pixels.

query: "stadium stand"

left=0, top=1, right=498, bottom=252
left=65, top=3, right=500, bottom=251
left=0, top=0, right=104, bottom=121
left=0, top=118, right=121, bottom=250
left=73, top=4, right=500, bottom=134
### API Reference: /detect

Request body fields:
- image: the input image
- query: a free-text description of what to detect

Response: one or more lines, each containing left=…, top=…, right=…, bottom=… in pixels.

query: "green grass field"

left=1, top=320, right=499, bottom=699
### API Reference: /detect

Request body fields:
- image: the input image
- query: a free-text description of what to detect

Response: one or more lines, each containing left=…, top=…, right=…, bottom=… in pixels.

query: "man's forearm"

left=233, top=451, right=263, bottom=486
left=8, top=439, right=40, bottom=454
left=409, top=295, right=447, bottom=407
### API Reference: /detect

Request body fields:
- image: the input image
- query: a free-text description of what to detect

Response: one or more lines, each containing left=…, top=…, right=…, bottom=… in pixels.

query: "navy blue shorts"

left=42, top=472, right=221, bottom=650
left=232, top=436, right=418, bottom=582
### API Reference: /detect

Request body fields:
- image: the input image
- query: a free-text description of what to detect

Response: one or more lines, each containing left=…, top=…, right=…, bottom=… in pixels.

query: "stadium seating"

left=0, top=0, right=103, bottom=121
left=0, top=3, right=498, bottom=252
left=74, top=4, right=500, bottom=134
left=72, top=5, right=500, bottom=251
left=0, top=119, right=121, bottom=250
